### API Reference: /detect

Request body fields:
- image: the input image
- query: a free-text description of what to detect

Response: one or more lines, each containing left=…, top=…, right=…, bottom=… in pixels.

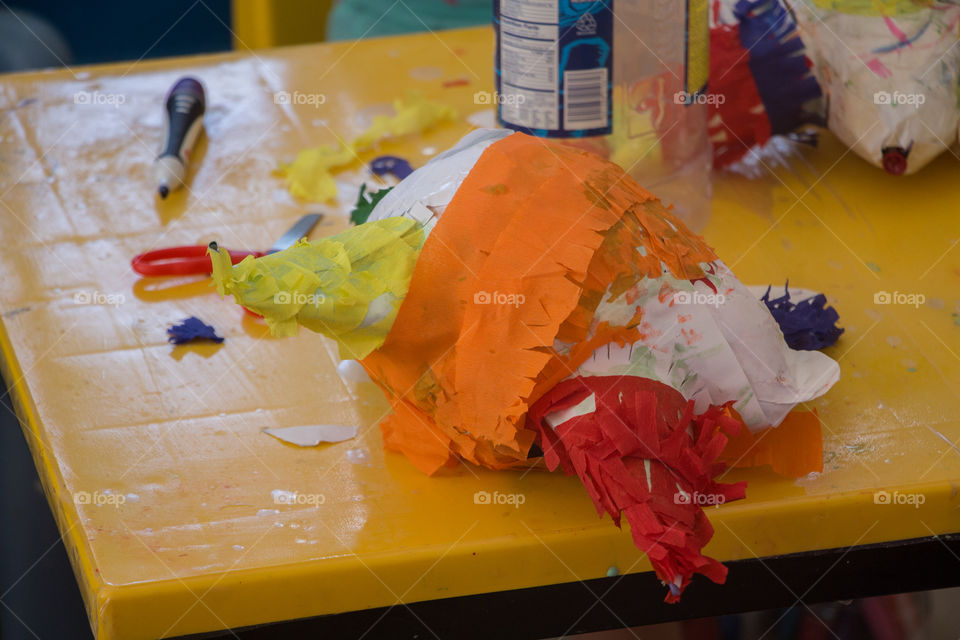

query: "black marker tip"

left=158, top=185, right=170, bottom=199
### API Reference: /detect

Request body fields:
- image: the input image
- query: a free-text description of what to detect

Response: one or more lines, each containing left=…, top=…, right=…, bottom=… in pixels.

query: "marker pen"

left=155, top=76, right=205, bottom=199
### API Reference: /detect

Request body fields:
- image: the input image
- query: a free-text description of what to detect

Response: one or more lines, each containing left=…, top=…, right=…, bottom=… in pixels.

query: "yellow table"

left=1, top=26, right=959, bottom=640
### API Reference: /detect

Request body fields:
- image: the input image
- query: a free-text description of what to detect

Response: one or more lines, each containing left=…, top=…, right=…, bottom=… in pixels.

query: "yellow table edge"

left=0, top=310, right=106, bottom=629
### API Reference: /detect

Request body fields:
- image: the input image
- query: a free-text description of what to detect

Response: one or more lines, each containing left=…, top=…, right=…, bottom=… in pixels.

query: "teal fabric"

left=327, top=0, right=491, bottom=41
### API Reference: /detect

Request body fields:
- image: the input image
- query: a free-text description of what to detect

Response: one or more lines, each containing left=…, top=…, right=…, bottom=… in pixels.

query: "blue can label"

left=495, top=0, right=613, bottom=137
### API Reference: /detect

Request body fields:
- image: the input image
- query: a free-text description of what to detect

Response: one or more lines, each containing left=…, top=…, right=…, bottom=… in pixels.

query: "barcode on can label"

left=563, top=68, right=608, bottom=130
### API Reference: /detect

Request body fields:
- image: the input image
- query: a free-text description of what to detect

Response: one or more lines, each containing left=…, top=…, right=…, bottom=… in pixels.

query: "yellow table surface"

left=2, top=26, right=960, bottom=640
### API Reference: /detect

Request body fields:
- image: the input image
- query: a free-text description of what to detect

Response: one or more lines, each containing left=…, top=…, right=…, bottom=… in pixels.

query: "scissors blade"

left=269, top=213, right=322, bottom=253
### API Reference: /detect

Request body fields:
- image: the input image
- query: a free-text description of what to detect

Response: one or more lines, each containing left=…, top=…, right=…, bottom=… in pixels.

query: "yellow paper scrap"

left=351, top=92, right=458, bottom=149
left=280, top=145, right=355, bottom=202
left=277, top=91, right=457, bottom=202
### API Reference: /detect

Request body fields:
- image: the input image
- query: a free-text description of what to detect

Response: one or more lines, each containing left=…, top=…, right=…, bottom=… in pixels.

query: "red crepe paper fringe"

left=527, top=376, right=747, bottom=602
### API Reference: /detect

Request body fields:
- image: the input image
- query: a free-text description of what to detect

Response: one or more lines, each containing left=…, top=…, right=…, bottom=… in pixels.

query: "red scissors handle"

left=131, top=245, right=266, bottom=277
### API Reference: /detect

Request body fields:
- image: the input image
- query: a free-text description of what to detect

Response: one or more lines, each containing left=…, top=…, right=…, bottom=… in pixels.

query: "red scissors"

left=132, top=214, right=322, bottom=277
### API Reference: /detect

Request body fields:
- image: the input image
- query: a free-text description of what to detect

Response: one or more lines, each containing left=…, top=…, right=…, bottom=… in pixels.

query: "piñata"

left=784, top=0, right=960, bottom=175
left=211, top=129, right=840, bottom=601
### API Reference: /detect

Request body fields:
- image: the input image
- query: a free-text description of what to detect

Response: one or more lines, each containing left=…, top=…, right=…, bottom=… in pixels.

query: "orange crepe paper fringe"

left=361, top=133, right=718, bottom=474
left=719, top=409, right=824, bottom=478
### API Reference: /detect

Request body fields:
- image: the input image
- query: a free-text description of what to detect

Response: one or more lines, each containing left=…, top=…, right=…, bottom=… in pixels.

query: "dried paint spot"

left=408, top=66, right=444, bottom=81
left=483, top=183, right=508, bottom=195
left=866, top=261, right=881, bottom=273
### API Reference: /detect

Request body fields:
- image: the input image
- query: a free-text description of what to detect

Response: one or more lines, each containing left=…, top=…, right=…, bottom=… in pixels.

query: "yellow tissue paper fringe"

left=278, top=91, right=457, bottom=202
left=209, top=217, right=425, bottom=359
